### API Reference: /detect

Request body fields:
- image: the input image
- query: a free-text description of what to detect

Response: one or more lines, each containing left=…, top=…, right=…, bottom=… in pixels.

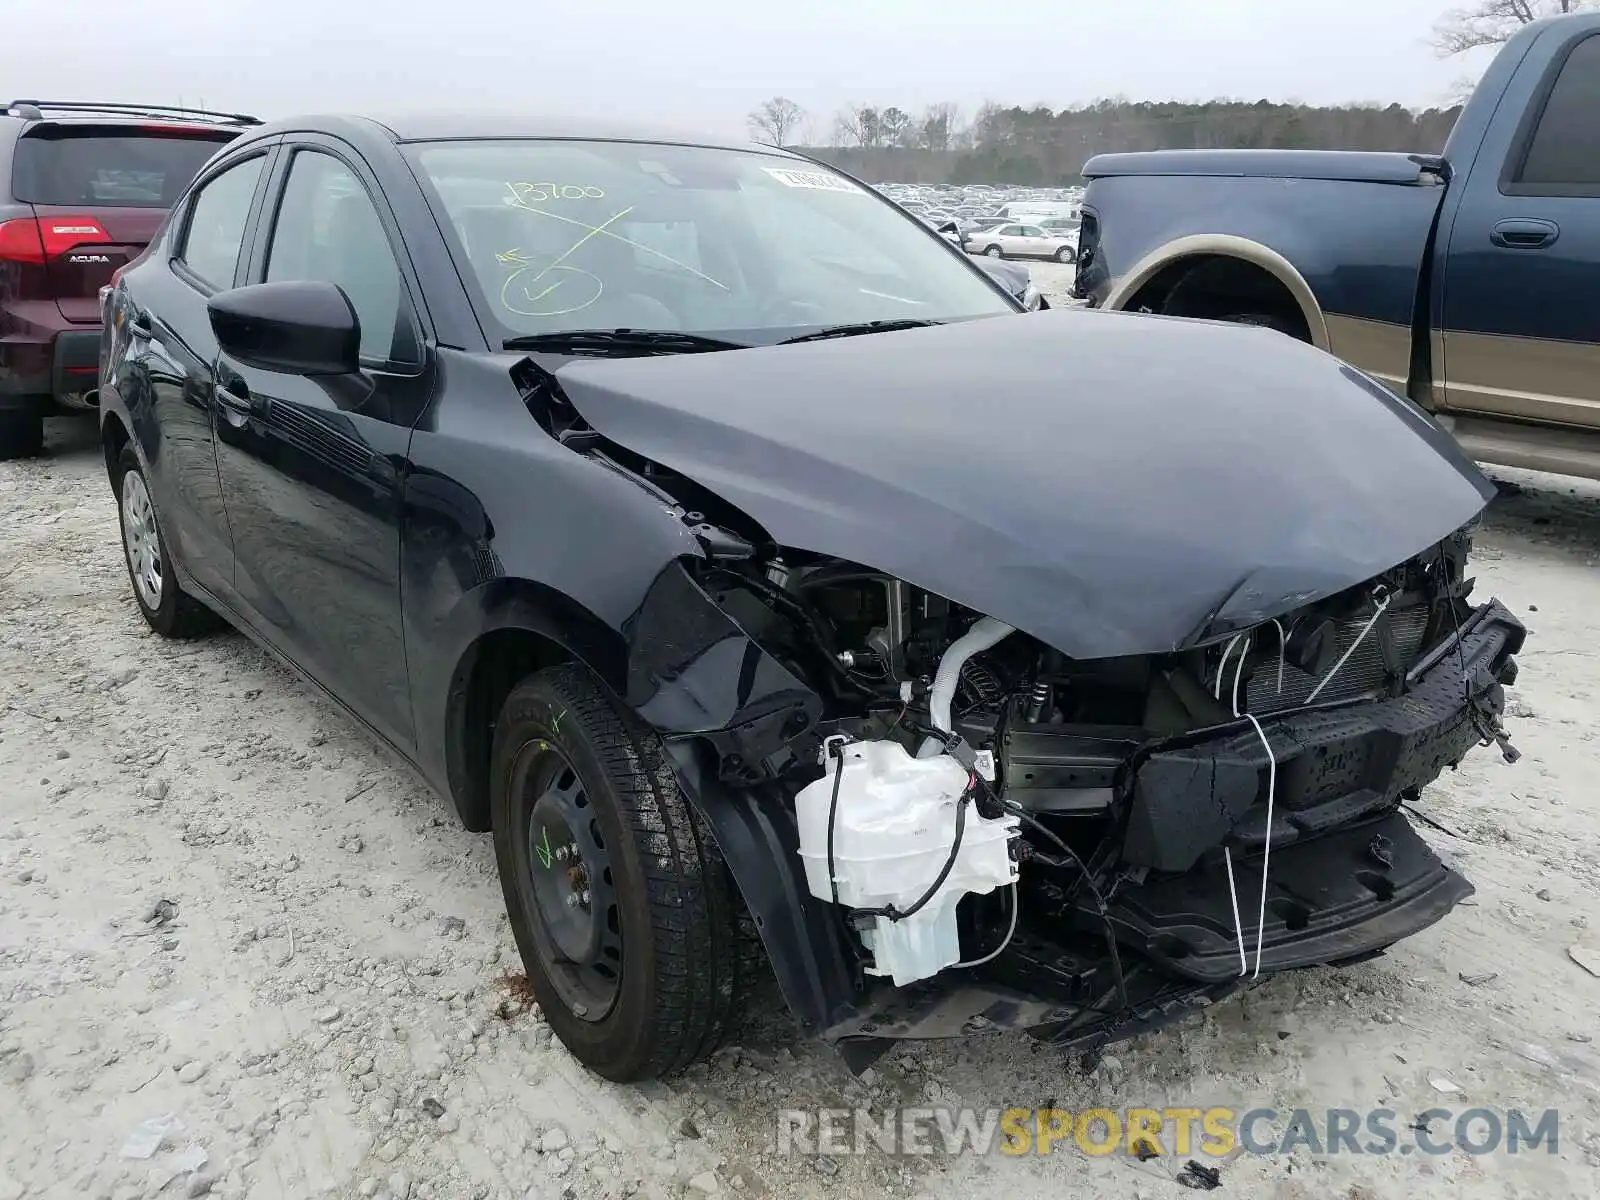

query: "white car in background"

left=964, top=221, right=1077, bottom=263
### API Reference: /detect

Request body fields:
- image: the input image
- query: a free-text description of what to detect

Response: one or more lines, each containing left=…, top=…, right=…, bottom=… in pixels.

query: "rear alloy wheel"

left=490, top=663, right=756, bottom=1081
left=0, top=411, right=44, bottom=460
left=113, top=447, right=221, bottom=638
left=984, top=245, right=1004, bottom=258
left=1055, top=245, right=1076, bottom=264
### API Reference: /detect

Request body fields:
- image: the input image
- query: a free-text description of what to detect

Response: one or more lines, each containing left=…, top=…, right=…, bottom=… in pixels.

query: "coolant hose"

left=928, top=616, right=1015, bottom=740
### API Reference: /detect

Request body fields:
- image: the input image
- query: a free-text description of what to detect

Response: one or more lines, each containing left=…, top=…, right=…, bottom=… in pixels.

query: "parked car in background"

left=1076, top=10, right=1600, bottom=480
left=1037, top=216, right=1081, bottom=238
left=966, top=222, right=1077, bottom=262
left=0, top=100, right=256, bottom=458
left=974, top=254, right=1043, bottom=309
left=100, top=111, right=1519, bottom=1086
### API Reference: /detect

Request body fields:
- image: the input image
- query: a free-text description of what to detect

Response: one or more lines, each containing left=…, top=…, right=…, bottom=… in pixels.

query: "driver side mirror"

left=208, top=280, right=361, bottom=376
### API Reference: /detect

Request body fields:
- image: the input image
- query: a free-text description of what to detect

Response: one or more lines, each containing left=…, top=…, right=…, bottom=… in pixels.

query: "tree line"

left=751, top=98, right=1464, bottom=186
left=744, top=1, right=1595, bottom=185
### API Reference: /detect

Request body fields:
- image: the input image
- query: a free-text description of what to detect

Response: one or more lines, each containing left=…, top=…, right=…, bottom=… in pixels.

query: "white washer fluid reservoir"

left=794, top=739, right=1019, bottom=986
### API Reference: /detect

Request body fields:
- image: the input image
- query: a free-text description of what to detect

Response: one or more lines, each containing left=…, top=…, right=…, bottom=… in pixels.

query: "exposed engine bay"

left=677, top=527, right=1524, bottom=1053
left=519, top=327, right=1527, bottom=1063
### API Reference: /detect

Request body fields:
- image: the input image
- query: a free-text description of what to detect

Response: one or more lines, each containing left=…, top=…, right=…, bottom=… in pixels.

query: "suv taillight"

left=0, top=215, right=111, bottom=264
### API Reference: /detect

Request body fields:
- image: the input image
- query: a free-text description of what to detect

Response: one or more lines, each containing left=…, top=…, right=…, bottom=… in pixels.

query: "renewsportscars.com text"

left=776, top=1106, right=1560, bottom=1158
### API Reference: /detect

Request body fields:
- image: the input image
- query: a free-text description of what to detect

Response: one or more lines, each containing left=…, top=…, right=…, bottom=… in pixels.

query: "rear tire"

left=490, top=663, right=756, bottom=1081
left=112, top=446, right=222, bottom=638
left=1055, top=246, right=1076, bottom=264
left=0, top=411, right=44, bottom=460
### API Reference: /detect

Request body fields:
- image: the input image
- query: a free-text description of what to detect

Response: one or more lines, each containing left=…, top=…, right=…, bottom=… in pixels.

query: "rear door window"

left=11, top=129, right=232, bottom=208
left=1514, top=34, right=1600, bottom=192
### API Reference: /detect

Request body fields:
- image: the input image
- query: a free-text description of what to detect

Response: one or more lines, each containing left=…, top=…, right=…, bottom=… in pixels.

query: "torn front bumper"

left=1108, top=809, right=1472, bottom=982
left=1106, top=598, right=1523, bottom=982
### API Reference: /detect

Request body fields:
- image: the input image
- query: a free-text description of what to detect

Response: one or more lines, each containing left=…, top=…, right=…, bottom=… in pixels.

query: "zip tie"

left=1268, top=619, right=1286, bottom=694
left=1230, top=630, right=1251, bottom=717
left=1214, top=633, right=1246, bottom=700
left=1223, top=846, right=1248, bottom=977
left=1241, top=712, right=1277, bottom=979
left=1306, top=593, right=1392, bottom=703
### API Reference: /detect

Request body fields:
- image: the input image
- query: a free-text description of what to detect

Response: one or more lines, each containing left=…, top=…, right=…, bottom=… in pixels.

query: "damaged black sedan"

left=99, top=114, right=1523, bottom=1082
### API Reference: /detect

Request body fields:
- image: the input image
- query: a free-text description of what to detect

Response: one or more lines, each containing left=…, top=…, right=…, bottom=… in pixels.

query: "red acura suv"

left=0, top=100, right=257, bottom=458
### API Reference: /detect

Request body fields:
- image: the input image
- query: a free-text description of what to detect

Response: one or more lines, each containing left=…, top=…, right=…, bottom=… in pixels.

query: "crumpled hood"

left=553, top=309, right=1495, bottom=658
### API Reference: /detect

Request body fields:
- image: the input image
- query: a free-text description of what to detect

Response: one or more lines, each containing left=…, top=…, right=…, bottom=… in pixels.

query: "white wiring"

left=1215, top=619, right=1285, bottom=980
left=1213, top=634, right=1246, bottom=700
left=1230, top=631, right=1251, bottom=716
left=955, top=883, right=1019, bottom=968
left=1306, top=594, right=1392, bottom=703
left=1241, top=713, right=1277, bottom=979
left=1222, top=847, right=1248, bottom=976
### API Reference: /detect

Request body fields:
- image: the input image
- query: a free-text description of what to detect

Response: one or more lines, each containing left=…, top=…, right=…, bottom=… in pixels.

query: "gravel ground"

left=2, top=412, right=1598, bottom=1200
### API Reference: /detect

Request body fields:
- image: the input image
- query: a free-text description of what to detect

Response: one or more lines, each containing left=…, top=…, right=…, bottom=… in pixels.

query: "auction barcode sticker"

left=760, top=167, right=864, bottom=194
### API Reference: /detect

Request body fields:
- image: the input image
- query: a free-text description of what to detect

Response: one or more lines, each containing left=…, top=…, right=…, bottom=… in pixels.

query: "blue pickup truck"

left=1074, top=12, right=1600, bottom=481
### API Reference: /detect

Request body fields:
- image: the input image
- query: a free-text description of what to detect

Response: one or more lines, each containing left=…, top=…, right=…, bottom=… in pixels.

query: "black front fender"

left=669, top=740, right=859, bottom=1035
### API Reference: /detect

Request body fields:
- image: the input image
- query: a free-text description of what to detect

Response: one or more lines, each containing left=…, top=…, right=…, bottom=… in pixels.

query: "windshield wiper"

left=778, top=319, right=942, bottom=345
left=503, top=329, right=749, bottom=356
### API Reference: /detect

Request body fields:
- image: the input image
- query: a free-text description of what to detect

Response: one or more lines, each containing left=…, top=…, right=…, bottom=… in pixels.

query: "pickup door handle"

left=1491, top=218, right=1559, bottom=250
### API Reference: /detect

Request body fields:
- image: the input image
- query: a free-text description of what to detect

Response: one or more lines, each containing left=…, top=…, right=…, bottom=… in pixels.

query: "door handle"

left=214, top=383, right=259, bottom=420
left=1491, top=218, right=1559, bottom=250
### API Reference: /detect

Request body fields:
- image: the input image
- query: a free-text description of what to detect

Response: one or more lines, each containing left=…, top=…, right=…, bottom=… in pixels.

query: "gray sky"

left=1, top=0, right=1492, bottom=138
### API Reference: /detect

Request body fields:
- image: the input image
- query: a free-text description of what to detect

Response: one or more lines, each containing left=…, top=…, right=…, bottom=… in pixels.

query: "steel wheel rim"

left=120, top=470, right=163, bottom=610
left=514, top=745, right=622, bottom=1022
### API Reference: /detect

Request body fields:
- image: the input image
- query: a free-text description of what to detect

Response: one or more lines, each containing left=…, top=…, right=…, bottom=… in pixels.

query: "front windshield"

left=405, top=139, right=1016, bottom=344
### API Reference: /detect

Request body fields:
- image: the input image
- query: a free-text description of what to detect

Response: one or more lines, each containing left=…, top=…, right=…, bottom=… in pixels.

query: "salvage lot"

left=2, top=411, right=1599, bottom=1200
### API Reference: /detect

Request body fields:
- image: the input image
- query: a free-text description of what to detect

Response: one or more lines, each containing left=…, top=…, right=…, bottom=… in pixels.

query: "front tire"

left=984, top=245, right=1004, bottom=258
left=113, top=447, right=220, bottom=638
left=0, top=410, right=44, bottom=460
left=490, top=663, right=754, bottom=1081
left=1055, top=246, right=1076, bottom=264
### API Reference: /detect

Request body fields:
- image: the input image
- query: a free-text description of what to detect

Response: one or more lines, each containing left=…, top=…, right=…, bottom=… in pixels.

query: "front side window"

left=265, top=150, right=415, bottom=364
left=408, top=140, right=1014, bottom=344
left=1517, top=34, right=1600, bottom=190
left=179, top=155, right=264, bottom=288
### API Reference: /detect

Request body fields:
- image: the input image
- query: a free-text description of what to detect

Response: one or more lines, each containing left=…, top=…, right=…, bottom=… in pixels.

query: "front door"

left=1439, top=29, right=1600, bottom=429
left=213, top=142, right=434, bottom=748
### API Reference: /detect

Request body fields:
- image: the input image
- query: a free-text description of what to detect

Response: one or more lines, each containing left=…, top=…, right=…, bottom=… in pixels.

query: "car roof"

left=3, top=100, right=258, bottom=130
left=246, top=111, right=801, bottom=155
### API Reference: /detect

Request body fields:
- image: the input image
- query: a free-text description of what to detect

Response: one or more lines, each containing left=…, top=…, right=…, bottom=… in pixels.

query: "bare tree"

left=833, top=105, right=886, bottom=148
left=747, top=97, right=806, bottom=147
left=1433, top=0, right=1595, bottom=56
left=918, top=102, right=963, bottom=152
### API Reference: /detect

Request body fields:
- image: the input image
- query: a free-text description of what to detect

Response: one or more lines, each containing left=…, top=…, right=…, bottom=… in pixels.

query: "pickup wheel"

left=113, top=446, right=222, bottom=638
left=0, top=411, right=44, bottom=460
left=490, top=663, right=757, bottom=1081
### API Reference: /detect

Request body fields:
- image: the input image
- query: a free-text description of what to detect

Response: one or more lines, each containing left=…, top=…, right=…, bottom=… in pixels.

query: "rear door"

left=11, top=124, right=235, bottom=322
left=1439, top=28, right=1600, bottom=428
left=1016, top=224, right=1052, bottom=256
left=118, top=145, right=277, bottom=599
